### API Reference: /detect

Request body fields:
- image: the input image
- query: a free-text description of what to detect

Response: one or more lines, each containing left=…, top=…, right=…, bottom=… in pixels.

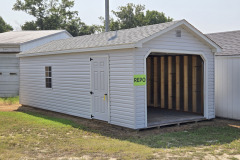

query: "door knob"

left=104, top=94, right=107, bottom=101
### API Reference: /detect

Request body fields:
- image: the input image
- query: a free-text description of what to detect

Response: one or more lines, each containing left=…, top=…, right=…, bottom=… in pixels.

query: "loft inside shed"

left=17, top=20, right=221, bottom=129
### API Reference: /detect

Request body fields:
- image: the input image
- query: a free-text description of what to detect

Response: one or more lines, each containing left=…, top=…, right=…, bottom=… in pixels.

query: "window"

left=0, top=72, right=2, bottom=75
left=10, top=73, right=17, bottom=75
left=45, top=66, right=52, bottom=88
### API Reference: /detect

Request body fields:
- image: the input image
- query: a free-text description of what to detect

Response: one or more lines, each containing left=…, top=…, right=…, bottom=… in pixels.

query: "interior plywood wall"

left=147, top=54, right=204, bottom=114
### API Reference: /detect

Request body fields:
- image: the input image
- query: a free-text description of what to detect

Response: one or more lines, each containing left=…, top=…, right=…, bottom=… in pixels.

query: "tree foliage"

left=12, top=1, right=173, bottom=36
left=101, top=3, right=173, bottom=31
left=0, top=16, right=13, bottom=33
left=13, top=0, right=99, bottom=36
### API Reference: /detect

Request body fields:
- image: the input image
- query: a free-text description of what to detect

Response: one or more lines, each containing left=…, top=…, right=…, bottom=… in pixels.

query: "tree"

left=0, top=16, right=13, bottom=33
left=13, top=0, right=98, bottom=36
left=145, top=10, right=173, bottom=25
left=101, top=3, right=173, bottom=31
left=21, top=21, right=38, bottom=30
left=112, top=3, right=145, bottom=29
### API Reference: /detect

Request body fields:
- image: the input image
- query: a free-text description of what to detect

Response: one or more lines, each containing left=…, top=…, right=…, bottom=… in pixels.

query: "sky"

left=0, top=0, right=240, bottom=33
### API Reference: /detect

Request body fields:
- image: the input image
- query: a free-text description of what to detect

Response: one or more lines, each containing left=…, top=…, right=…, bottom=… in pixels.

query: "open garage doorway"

left=146, top=53, right=205, bottom=127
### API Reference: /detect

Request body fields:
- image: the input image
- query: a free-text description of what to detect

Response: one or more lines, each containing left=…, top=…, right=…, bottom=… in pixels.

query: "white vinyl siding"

left=20, top=54, right=91, bottom=118
left=109, top=50, right=135, bottom=128
left=19, top=49, right=136, bottom=129
left=134, top=26, right=215, bottom=129
left=215, top=56, right=240, bottom=120
left=0, top=53, right=19, bottom=97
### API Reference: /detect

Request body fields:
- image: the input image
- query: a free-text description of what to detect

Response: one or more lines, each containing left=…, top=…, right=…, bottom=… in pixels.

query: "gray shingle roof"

left=0, top=30, right=69, bottom=45
left=21, top=20, right=181, bottom=55
left=206, top=31, right=240, bottom=56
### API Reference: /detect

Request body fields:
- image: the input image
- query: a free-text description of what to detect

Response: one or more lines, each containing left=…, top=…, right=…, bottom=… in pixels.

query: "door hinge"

left=90, top=58, right=93, bottom=61
left=91, top=114, right=94, bottom=118
left=90, top=91, right=94, bottom=94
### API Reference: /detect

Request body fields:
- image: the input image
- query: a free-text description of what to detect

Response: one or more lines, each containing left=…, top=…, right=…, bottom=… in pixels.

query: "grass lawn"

left=0, top=110, right=240, bottom=159
left=0, top=96, right=19, bottom=105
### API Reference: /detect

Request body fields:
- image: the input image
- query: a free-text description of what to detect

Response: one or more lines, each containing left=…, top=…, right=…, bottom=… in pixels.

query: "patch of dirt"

left=55, top=155, right=117, bottom=160
left=4, top=105, right=240, bottom=138
left=0, top=104, right=21, bottom=111
left=56, top=156, right=87, bottom=160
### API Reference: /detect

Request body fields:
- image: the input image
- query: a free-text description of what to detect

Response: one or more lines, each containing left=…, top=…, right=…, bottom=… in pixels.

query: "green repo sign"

left=134, top=75, right=146, bottom=86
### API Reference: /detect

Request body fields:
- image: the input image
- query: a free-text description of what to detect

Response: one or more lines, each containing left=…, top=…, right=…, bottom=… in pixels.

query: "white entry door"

left=91, top=56, right=109, bottom=121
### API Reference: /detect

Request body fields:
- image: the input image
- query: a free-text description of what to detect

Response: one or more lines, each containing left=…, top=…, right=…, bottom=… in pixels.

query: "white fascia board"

left=0, top=43, right=20, bottom=47
left=17, top=44, right=136, bottom=57
left=181, top=20, right=222, bottom=52
left=62, top=30, right=73, bottom=37
left=0, top=44, right=20, bottom=52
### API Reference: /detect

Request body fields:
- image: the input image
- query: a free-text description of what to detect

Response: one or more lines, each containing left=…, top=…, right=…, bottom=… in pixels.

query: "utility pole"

left=105, top=0, right=109, bottom=32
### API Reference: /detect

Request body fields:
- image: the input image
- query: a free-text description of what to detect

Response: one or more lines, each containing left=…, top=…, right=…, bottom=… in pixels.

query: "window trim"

left=45, top=66, right=52, bottom=88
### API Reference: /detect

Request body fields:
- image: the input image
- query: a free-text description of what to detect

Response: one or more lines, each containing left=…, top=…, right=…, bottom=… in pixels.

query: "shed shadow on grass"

left=16, top=105, right=240, bottom=149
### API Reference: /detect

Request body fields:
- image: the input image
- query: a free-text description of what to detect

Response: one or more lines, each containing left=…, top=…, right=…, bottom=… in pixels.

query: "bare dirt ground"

left=0, top=104, right=21, bottom=111
left=1, top=104, right=240, bottom=137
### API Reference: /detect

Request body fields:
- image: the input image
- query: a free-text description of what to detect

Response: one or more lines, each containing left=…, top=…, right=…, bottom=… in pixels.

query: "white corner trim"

left=143, top=49, right=210, bottom=127
left=17, top=44, right=136, bottom=58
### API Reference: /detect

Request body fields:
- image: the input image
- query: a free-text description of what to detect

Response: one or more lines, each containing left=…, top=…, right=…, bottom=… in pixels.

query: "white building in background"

left=207, top=31, right=240, bottom=120
left=0, top=30, right=72, bottom=97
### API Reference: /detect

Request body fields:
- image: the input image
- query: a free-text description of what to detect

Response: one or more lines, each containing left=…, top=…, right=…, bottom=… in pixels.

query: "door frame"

left=144, top=49, right=209, bottom=128
left=90, top=55, right=110, bottom=122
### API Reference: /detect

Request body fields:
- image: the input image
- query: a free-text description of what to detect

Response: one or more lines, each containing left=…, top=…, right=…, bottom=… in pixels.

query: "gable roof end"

left=136, top=19, right=221, bottom=52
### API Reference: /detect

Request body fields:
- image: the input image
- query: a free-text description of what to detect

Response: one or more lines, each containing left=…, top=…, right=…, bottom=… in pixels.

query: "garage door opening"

left=147, top=53, right=205, bottom=127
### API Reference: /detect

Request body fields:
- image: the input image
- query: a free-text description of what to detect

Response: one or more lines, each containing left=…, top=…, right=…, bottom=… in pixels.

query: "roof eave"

left=0, top=43, right=20, bottom=47
left=17, top=43, right=137, bottom=58
left=0, top=43, right=20, bottom=53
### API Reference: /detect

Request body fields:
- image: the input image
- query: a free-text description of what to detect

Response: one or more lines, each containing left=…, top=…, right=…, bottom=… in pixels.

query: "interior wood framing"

left=147, top=54, right=204, bottom=115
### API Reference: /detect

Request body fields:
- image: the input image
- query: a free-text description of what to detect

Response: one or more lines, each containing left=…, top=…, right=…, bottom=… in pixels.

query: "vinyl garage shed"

left=207, top=31, right=240, bottom=120
left=18, top=20, right=221, bottom=129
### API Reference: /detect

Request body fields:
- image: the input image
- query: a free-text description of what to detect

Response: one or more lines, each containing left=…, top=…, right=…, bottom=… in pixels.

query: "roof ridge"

left=111, top=20, right=182, bottom=32
left=9, top=30, right=65, bottom=32
left=73, top=20, right=183, bottom=39
left=206, top=30, right=240, bottom=35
